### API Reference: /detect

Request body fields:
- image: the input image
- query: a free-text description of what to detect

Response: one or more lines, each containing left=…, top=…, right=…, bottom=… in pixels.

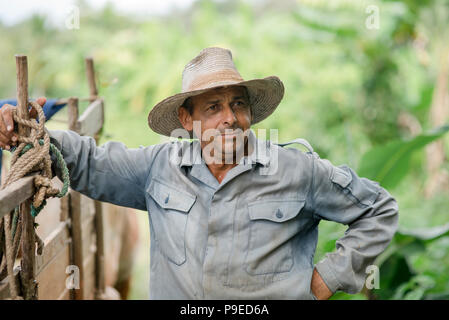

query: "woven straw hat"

left=148, top=47, right=284, bottom=136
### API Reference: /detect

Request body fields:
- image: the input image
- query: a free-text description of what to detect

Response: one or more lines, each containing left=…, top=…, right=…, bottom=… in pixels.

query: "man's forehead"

left=195, top=85, right=247, bottom=101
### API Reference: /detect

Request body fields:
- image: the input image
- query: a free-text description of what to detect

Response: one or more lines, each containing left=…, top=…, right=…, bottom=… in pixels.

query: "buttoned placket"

left=188, top=155, right=256, bottom=298
left=181, top=131, right=269, bottom=299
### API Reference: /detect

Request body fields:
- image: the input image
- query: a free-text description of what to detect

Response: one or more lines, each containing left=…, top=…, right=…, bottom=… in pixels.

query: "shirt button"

left=276, top=209, right=283, bottom=219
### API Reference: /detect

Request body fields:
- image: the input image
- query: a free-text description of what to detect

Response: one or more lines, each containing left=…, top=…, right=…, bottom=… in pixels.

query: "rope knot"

left=2, top=101, right=70, bottom=216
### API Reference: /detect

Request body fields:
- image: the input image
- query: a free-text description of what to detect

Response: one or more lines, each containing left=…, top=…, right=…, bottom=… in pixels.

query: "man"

left=0, top=47, right=398, bottom=300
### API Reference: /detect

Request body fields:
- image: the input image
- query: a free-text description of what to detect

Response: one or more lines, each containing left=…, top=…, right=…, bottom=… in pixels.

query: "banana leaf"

left=358, top=124, right=449, bottom=189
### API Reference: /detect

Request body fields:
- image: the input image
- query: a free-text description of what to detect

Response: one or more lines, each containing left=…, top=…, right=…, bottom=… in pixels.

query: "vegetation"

left=1, top=0, right=448, bottom=300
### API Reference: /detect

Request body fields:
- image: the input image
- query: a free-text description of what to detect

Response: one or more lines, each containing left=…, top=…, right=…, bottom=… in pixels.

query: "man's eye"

left=235, top=101, right=245, bottom=107
left=209, top=104, right=217, bottom=111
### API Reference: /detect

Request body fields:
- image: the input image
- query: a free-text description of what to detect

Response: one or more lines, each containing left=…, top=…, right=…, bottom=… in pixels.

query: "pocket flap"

left=331, top=166, right=352, bottom=188
left=248, top=199, right=305, bottom=223
left=331, top=166, right=379, bottom=207
left=147, top=178, right=196, bottom=213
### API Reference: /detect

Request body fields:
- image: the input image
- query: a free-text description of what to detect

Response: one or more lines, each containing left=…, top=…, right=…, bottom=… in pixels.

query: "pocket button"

left=276, top=209, right=284, bottom=219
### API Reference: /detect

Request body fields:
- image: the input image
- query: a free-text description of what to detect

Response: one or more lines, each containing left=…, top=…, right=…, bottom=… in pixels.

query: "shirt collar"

left=179, top=129, right=270, bottom=168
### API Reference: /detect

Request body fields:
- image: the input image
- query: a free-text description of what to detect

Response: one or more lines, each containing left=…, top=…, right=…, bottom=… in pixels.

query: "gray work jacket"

left=49, top=129, right=398, bottom=300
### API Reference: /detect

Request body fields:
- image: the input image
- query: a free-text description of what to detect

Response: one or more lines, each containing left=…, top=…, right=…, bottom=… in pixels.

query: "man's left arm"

left=308, top=156, right=399, bottom=298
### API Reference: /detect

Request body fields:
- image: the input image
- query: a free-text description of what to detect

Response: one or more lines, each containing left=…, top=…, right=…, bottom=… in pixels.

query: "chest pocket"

left=147, top=178, right=196, bottom=265
left=245, top=199, right=305, bottom=277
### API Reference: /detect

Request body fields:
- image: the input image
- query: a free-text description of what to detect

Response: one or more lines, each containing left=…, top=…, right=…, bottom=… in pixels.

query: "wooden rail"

left=0, top=176, right=34, bottom=219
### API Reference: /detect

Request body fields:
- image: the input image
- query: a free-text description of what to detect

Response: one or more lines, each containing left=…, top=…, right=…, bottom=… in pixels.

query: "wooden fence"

left=0, top=56, right=107, bottom=300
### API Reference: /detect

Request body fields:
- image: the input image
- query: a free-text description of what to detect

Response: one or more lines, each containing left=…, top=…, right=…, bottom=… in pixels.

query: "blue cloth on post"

left=0, top=98, right=66, bottom=120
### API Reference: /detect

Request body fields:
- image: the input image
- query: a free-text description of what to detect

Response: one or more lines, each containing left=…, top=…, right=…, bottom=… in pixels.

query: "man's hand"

left=311, top=268, right=333, bottom=300
left=0, top=97, right=46, bottom=150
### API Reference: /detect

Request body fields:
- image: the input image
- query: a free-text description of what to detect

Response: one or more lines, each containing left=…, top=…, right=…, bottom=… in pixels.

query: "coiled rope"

left=0, top=100, right=70, bottom=299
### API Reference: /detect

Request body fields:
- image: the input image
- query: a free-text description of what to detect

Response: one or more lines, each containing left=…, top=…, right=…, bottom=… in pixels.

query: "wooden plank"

left=85, top=57, right=106, bottom=297
left=35, top=221, right=70, bottom=275
left=66, top=95, right=93, bottom=299
left=84, top=57, right=106, bottom=298
left=35, top=190, right=63, bottom=240
left=59, top=194, right=70, bottom=222
left=94, top=201, right=105, bottom=296
left=82, top=252, right=96, bottom=300
left=66, top=100, right=79, bottom=300
left=80, top=196, right=96, bottom=224
left=20, top=197, right=37, bottom=300
left=16, top=54, right=37, bottom=300
left=57, top=287, right=71, bottom=300
left=77, top=99, right=103, bottom=137
left=81, top=218, right=97, bottom=261
left=0, top=176, right=34, bottom=219
left=0, top=268, right=21, bottom=299
left=69, top=190, right=84, bottom=300
left=35, top=245, right=71, bottom=300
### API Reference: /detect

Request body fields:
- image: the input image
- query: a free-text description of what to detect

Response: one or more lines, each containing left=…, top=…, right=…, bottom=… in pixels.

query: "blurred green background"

left=1, top=0, right=449, bottom=300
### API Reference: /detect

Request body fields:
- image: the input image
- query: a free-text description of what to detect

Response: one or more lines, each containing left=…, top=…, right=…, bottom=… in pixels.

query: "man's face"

left=178, top=85, right=253, bottom=163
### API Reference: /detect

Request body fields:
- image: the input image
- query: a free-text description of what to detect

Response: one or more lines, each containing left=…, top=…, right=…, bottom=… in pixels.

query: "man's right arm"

left=1, top=99, right=163, bottom=210
left=49, top=129, right=163, bottom=211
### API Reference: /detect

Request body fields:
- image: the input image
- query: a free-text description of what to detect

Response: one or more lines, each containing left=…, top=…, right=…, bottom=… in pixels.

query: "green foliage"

left=371, top=223, right=449, bottom=299
left=358, top=124, right=449, bottom=189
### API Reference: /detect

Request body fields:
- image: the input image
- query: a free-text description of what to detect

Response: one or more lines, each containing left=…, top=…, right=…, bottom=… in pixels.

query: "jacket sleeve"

left=49, top=129, right=163, bottom=210
left=309, top=156, right=399, bottom=294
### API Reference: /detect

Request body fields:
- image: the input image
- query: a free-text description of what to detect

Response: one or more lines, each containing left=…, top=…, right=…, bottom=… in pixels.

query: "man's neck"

left=201, top=139, right=252, bottom=184
left=207, top=162, right=238, bottom=184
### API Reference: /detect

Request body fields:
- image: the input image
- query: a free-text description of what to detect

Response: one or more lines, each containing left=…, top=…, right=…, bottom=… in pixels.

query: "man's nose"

left=222, top=105, right=237, bottom=126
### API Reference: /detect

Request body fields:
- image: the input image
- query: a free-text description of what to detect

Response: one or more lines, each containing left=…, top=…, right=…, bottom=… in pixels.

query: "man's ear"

left=178, top=106, right=193, bottom=131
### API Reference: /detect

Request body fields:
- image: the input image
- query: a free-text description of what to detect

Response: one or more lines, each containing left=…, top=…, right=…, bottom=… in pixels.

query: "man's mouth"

left=219, top=129, right=241, bottom=136
left=219, top=132, right=239, bottom=140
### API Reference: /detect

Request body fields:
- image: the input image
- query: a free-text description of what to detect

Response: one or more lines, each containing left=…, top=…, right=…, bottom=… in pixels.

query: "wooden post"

left=85, top=57, right=105, bottom=298
left=67, top=97, right=79, bottom=133
left=15, top=55, right=37, bottom=299
left=85, top=57, right=98, bottom=100
left=67, top=97, right=84, bottom=300
left=93, top=200, right=105, bottom=299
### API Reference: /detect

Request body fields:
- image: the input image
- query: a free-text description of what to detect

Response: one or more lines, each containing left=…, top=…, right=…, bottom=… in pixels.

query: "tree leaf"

left=358, top=124, right=449, bottom=189
left=396, top=222, right=449, bottom=243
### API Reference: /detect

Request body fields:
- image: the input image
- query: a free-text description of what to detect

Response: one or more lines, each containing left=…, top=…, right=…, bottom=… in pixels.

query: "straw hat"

left=148, top=47, right=284, bottom=136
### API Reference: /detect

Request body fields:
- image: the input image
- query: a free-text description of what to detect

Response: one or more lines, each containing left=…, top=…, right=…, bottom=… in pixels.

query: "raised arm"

left=1, top=98, right=163, bottom=210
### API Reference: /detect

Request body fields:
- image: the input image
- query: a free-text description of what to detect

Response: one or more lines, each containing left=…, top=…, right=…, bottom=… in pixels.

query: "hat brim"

left=147, top=76, right=284, bottom=137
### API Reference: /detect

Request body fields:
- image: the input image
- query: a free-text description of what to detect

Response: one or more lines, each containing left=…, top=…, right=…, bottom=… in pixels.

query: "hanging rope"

left=0, top=100, right=70, bottom=299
